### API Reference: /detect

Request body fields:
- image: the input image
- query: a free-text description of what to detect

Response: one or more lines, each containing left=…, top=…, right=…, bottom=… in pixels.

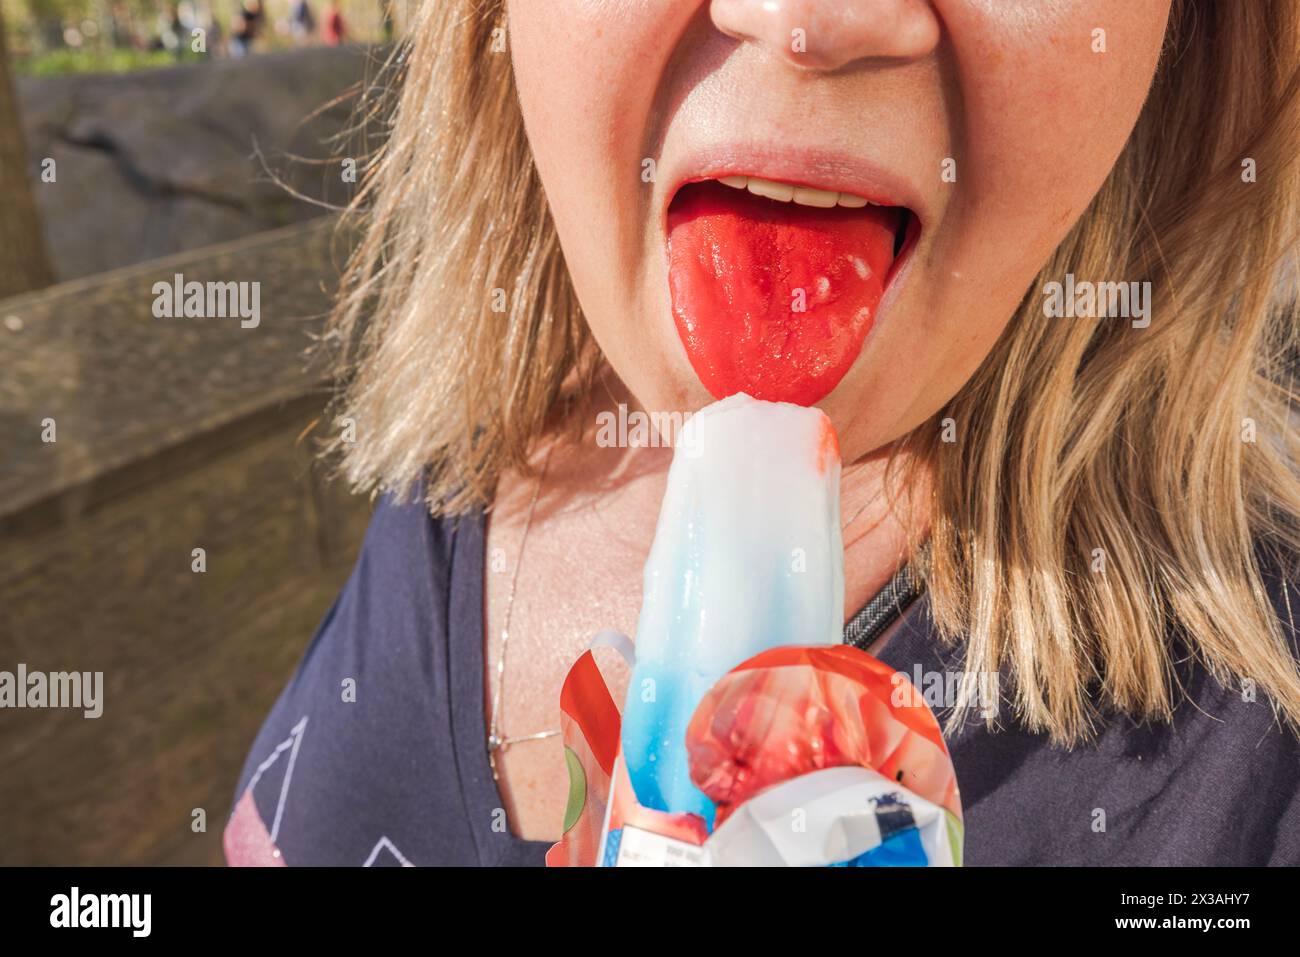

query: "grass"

left=13, top=47, right=205, bottom=77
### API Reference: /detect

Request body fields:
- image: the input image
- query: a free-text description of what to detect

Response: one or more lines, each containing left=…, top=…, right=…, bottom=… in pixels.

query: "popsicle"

left=620, top=392, right=845, bottom=826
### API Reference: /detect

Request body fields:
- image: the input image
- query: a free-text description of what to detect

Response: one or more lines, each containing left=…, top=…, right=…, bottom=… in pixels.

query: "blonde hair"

left=324, top=0, right=1300, bottom=745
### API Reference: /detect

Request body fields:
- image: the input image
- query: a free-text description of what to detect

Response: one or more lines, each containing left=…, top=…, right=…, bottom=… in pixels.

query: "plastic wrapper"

left=547, top=642, right=962, bottom=866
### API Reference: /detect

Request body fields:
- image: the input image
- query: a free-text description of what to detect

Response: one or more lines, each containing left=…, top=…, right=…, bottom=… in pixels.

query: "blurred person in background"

left=290, top=0, right=315, bottom=42
left=155, top=3, right=186, bottom=55
left=229, top=0, right=262, bottom=56
left=321, top=2, right=344, bottom=46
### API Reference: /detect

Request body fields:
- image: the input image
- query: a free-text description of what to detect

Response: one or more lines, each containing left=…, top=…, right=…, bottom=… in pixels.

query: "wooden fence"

left=0, top=217, right=372, bottom=864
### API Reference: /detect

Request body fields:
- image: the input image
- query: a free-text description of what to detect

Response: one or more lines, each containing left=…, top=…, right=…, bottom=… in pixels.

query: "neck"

left=839, top=444, right=931, bottom=624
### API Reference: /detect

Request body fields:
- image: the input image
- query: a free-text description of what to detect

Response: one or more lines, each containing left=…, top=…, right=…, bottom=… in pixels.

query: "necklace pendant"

left=487, top=733, right=504, bottom=752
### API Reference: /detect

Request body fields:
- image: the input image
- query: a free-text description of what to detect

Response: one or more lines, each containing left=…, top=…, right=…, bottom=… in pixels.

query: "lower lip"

left=666, top=180, right=912, bottom=407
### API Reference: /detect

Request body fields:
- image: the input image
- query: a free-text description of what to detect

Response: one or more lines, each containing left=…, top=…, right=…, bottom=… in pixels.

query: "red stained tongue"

left=667, top=180, right=901, bottom=407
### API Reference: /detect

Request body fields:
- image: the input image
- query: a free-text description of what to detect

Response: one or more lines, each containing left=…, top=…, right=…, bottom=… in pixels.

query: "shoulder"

left=951, top=538, right=1300, bottom=865
left=277, top=494, right=476, bottom=697
left=353, top=491, right=473, bottom=590
left=225, top=495, right=487, bottom=865
left=1148, top=537, right=1300, bottom=863
left=1175, top=536, right=1300, bottom=743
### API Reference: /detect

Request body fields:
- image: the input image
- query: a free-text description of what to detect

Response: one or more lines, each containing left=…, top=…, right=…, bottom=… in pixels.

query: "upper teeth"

left=718, top=175, right=878, bottom=208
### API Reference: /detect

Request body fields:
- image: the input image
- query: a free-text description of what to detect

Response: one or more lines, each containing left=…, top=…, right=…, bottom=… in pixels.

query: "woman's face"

left=509, top=0, right=1171, bottom=461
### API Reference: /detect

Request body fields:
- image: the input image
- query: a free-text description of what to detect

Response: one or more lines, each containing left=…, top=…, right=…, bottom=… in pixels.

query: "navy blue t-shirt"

left=225, top=495, right=1300, bottom=866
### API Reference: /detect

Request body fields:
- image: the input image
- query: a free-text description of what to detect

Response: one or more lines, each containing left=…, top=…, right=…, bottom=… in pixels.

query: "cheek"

left=509, top=1, right=683, bottom=256
left=509, top=3, right=630, bottom=219
left=835, top=2, right=1169, bottom=454
left=508, top=1, right=691, bottom=384
left=926, top=3, right=1168, bottom=368
left=939, top=0, right=1170, bottom=251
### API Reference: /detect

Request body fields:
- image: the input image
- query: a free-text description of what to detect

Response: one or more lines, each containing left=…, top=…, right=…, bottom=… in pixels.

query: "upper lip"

left=660, top=142, right=927, bottom=229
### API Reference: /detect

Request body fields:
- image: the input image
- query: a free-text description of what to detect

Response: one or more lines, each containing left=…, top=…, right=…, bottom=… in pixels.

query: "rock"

left=17, top=45, right=377, bottom=281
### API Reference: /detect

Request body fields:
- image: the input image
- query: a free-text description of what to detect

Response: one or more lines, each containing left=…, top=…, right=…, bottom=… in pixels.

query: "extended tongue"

left=667, top=180, right=902, bottom=407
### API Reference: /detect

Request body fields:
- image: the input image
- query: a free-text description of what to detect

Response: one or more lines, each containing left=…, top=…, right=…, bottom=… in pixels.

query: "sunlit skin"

left=485, top=0, right=1171, bottom=841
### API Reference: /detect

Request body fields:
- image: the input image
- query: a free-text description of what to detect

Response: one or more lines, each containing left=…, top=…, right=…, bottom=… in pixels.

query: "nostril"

left=709, top=0, right=942, bottom=73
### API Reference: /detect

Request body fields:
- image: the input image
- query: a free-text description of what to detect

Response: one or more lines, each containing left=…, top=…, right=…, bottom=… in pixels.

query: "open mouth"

left=666, top=175, right=918, bottom=407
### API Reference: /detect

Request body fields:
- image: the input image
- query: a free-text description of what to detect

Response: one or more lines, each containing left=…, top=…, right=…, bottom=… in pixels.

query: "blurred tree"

left=0, top=10, right=54, bottom=296
left=22, top=0, right=70, bottom=50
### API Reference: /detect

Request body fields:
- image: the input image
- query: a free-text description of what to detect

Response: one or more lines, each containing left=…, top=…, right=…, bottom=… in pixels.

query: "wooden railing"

left=0, top=217, right=372, bottom=864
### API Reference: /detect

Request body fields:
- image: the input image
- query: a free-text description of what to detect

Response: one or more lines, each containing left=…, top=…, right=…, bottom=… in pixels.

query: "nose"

left=709, top=0, right=940, bottom=71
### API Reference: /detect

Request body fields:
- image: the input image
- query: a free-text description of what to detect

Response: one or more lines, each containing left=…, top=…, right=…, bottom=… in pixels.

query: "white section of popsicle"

left=620, top=393, right=845, bottom=822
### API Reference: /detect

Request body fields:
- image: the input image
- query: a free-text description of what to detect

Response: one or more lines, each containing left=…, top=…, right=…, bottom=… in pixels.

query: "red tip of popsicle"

left=816, top=414, right=840, bottom=474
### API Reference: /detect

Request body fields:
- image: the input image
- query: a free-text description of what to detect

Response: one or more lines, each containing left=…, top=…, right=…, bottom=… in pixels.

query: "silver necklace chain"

left=487, top=444, right=559, bottom=781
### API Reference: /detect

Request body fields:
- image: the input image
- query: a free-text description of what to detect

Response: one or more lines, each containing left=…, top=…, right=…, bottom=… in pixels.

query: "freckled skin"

left=490, top=0, right=1173, bottom=842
